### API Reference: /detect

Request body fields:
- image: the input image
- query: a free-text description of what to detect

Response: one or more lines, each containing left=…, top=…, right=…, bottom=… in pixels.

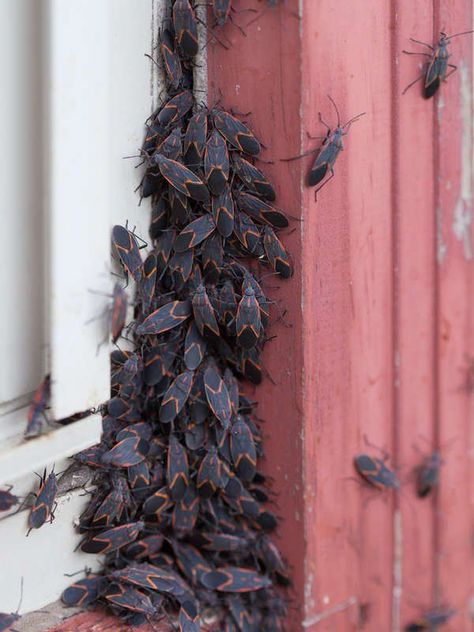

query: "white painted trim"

left=0, top=413, right=102, bottom=484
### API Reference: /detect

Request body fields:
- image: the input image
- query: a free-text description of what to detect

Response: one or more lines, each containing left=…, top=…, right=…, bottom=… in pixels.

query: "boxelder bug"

left=415, top=450, right=442, bottom=498
left=173, top=0, right=199, bottom=59
left=405, top=606, right=455, bottom=631
left=62, top=575, right=108, bottom=607
left=0, top=486, right=19, bottom=512
left=204, top=365, right=232, bottom=428
left=236, top=278, right=262, bottom=349
left=305, top=96, right=364, bottom=193
left=136, top=299, right=192, bottom=335
left=80, top=521, right=144, bottom=554
left=112, top=225, right=144, bottom=284
left=212, top=109, right=261, bottom=156
left=28, top=468, right=58, bottom=534
left=0, top=580, right=23, bottom=631
left=25, top=374, right=51, bottom=438
left=403, top=30, right=474, bottom=99
left=201, top=565, right=272, bottom=592
left=354, top=454, right=400, bottom=490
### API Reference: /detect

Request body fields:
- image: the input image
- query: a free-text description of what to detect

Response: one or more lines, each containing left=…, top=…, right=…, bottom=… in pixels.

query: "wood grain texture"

left=208, top=1, right=473, bottom=631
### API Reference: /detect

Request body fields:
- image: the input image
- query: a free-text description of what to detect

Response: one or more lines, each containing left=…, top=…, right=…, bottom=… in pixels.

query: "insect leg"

left=318, top=112, right=331, bottom=133
left=444, top=64, right=457, bottom=81
left=402, top=50, right=431, bottom=56
left=409, top=37, right=434, bottom=50
left=280, top=149, right=315, bottom=162
left=314, top=171, right=335, bottom=201
left=402, top=73, right=424, bottom=95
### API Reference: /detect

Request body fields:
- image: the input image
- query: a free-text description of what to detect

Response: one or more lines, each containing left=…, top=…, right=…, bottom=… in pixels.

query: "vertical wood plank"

left=395, top=1, right=437, bottom=628
left=207, top=1, right=305, bottom=626
left=301, top=1, right=395, bottom=629
left=435, top=1, right=474, bottom=629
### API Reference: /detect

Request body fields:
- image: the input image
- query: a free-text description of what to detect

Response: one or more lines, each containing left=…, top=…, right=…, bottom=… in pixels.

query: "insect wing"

left=160, top=29, right=182, bottom=88
left=201, top=566, right=271, bottom=592
left=213, top=110, right=261, bottom=156
left=160, top=369, right=195, bottom=423
left=143, top=486, right=173, bottom=516
left=156, top=90, right=193, bottom=128
left=62, top=576, right=107, bottom=607
left=136, top=300, right=191, bottom=335
left=234, top=213, right=262, bottom=255
left=184, top=111, right=208, bottom=168
left=212, top=184, right=235, bottom=238
left=172, top=485, right=199, bottom=534
left=184, top=321, right=207, bottom=370
left=155, top=155, right=210, bottom=203
left=101, top=436, right=150, bottom=468
left=231, top=416, right=257, bottom=481
left=173, top=0, right=199, bottom=58
left=204, top=366, right=232, bottom=427
left=204, top=129, right=229, bottom=195
left=80, top=521, right=143, bottom=554
left=192, top=285, right=220, bottom=339
left=263, top=226, right=292, bottom=278
left=232, top=154, right=276, bottom=201
left=236, top=283, right=261, bottom=349
left=174, top=214, right=216, bottom=252
left=112, top=225, right=143, bottom=282
left=237, top=192, right=288, bottom=228
left=139, top=253, right=157, bottom=314
left=213, top=0, right=232, bottom=26
left=197, top=447, right=223, bottom=498
left=167, top=435, right=189, bottom=501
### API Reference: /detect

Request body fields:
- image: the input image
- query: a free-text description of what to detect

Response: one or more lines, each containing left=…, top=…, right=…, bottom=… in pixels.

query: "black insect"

left=284, top=95, right=364, bottom=194
left=25, top=374, right=51, bottom=438
left=405, top=606, right=455, bottom=631
left=159, top=29, right=183, bottom=88
left=415, top=450, right=442, bottom=498
left=173, top=0, right=199, bottom=59
left=28, top=468, right=58, bottom=534
left=112, top=225, right=144, bottom=283
left=80, top=521, right=144, bottom=554
left=62, top=575, right=108, bottom=607
left=354, top=454, right=400, bottom=490
left=403, top=30, right=474, bottom=98
left=0, top=486, right=19, bottom=512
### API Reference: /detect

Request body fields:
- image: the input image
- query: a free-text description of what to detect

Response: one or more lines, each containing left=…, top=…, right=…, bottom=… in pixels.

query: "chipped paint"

left=391, top=509, right=402, bottom=632
left=302, top=597, right=358, bottom=628
left=437, top=204, right=447, bottom=263
left=452, top=62, right=473, bottom=260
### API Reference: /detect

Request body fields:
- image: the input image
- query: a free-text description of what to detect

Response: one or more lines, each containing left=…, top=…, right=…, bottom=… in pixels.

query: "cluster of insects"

left=58, top=0, right=291, bottom=629
left=1, top=6, right=471, bottom=631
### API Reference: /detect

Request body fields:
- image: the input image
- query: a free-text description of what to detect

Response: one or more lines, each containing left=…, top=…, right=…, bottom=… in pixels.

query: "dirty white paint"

left=302, top=596, right=358, bottom=628
left=0, top=0, right=158, bottom=615
left=391, top=509, right=402, bottom=632
left=0, top=489, right=102, bottom=614
left=452, top=62, right=473, bottom=260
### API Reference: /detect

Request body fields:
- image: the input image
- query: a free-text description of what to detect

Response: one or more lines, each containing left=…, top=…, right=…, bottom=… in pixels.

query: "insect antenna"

left=343, top=111, right=366, bottom=131
left=326, top=94, right=341, bottom=126
left=446, top=28, right=474, bottom=41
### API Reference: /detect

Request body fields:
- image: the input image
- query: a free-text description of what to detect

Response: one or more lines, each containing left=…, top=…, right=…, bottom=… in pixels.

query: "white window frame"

left=0, top=0, right=161, bottom=613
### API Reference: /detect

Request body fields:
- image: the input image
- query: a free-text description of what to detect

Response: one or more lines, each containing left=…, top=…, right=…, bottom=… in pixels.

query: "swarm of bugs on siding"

left=62, top=0, right=290, bottom=629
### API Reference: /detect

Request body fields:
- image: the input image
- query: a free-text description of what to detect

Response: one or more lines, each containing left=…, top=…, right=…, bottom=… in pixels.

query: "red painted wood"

left=207, top=1, right=306, bottom=629
left=301, top=1, right=395, bottom=628
left=48, top=3, right=473, bottom=631
left=436, top=2, right=474, bottom=630
left=209, top=1, right=473, bottom=631
left=395, top=2, right=437, bottom=628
